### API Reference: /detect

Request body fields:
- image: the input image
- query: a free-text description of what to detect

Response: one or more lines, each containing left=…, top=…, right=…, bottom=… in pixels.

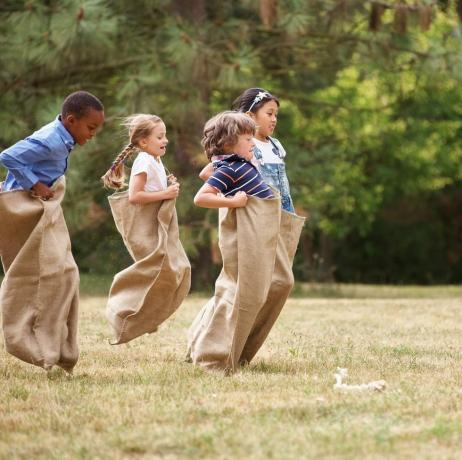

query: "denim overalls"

left=253, top=137, right=295, bottom=213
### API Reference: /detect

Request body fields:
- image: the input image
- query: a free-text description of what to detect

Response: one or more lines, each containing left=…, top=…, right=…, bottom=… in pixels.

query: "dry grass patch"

left=1, top=289, right=462, bottom=459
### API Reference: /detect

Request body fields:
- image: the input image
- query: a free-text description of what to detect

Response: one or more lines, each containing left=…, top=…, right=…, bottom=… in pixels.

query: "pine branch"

left=1, top=57, right=149, bottom=93
left=259, top=33, right=434, bottom=59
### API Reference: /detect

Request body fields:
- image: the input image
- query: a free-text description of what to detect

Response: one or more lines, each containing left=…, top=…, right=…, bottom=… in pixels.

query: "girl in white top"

left=101, top=114, right=190, bottom=347
left=102, top=114, right=179, bottom=201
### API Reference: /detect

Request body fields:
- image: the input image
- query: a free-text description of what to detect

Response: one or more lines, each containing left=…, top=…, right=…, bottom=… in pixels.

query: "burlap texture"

left=106, top=191, right=191, bottom=344
left=0, top=178, right=79, bottom=371
left=188, top=196, right=305, bottom=371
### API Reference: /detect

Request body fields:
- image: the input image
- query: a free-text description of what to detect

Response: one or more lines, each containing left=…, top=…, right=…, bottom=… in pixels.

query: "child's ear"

left=222, top=142, right=232, bottom=153
left=62, top=113, right=76, bottom=126
left=245, top=111, right=255, bottom=120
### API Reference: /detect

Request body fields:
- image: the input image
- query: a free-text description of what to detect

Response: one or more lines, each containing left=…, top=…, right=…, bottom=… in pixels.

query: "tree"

left=2, top=0, right=462, bottom=284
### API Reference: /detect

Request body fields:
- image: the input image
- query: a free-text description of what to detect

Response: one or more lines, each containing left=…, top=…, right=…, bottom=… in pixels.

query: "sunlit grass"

left=78, top=274, right=462, bottom=299
left=1, top=284, right=462, bottom=459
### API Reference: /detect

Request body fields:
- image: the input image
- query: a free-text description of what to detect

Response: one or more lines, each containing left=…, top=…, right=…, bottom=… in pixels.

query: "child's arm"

left=198, top=163, right=214, bottom=182
left=128, top=172, right=179, bottom=204
left=194, top=183, right=247, bottom=208
left=1, top=141, right=55, bottom=199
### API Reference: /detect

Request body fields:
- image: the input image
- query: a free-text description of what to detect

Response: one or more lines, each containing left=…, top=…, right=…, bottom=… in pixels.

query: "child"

left=0, top=91, right=104, bottom=372
left=0, top=90, right=104, bottom=199
left=101, top=114, right=190, bottom=345
left=194, top=111, right=274, bottom=209
left=102, top=114, right=179, bottom=202
left=188, top=111, right=305, bottom=372
left=199, top=88, right=295, bottom=213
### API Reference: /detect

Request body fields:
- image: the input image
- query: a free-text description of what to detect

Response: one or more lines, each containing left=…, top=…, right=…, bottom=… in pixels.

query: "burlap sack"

left=0, top=178, right=79, bottom=372
left=106, top=191, right=191, bottom=344
left=188, top=195, right=305, bottom=371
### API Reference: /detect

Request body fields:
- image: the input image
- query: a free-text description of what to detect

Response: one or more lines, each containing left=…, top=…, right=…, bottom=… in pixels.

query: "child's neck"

left=147, top=152, right=161, bottom=162
left=60, top=117, right=77, bottom=143
left=255, top=133, right=268, bottom=142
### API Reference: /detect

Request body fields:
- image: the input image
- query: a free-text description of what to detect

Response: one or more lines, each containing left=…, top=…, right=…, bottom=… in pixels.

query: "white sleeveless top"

left=130, top=152, right=167, bottom=192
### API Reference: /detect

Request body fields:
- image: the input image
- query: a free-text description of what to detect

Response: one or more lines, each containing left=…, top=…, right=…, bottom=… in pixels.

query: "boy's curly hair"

left=201, top=111, right=256, bottom=160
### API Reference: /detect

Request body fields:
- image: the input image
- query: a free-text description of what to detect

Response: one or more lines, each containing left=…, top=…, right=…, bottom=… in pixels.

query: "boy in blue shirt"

left=0, top=91, right=104, bottom=372
left=0, top=90, right=104, bottom=199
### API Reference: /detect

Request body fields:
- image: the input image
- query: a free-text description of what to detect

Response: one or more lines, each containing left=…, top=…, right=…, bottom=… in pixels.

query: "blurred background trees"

left=1, top=0, right=462, bottom=286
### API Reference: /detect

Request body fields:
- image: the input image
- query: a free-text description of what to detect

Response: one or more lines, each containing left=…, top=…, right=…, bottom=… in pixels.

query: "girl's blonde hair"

left=201, top=111, right=256, bottom=160
left=101, top=114, right=163, bottom=189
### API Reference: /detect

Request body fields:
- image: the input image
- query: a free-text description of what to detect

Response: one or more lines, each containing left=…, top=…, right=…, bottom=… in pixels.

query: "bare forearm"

left=194, top=192, right=236, bottom=208
left=128, top=190, right=169, bottom=204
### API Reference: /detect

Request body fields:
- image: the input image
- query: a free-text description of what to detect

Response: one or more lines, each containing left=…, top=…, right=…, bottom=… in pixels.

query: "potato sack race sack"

left=188, top=195, right=305, bottom=372
left=106, top=191, right=191, bottom=345
left=0, top=178, right=79, bottom=372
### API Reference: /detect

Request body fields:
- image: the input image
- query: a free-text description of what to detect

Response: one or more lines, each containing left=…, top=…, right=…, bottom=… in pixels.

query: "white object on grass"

left=333, top=367, right=386, bottom=392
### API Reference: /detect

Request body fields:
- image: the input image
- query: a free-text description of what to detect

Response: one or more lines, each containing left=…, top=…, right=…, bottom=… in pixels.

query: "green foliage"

left=2, top=1, right=462, bottom=285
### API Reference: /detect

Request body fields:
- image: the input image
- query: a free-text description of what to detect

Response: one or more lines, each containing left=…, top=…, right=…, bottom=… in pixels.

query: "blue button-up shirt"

left=0, top=115, right=75, bottom=190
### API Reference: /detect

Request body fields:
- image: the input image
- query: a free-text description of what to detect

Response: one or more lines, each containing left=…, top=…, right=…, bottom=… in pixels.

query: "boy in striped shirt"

left=194, top=111, right=273, bottom=208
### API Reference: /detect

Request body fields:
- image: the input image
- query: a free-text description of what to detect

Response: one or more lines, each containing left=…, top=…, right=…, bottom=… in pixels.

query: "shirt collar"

left=55, top=115, right=76, bottom=152
left=211, top=154, right=234, bottom=162
left=223, top=154, right=244, bottom=162
left=213, top=154, right=246, bottom=168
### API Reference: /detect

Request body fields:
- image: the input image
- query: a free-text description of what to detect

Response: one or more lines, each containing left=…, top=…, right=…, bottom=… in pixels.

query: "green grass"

left=78, top=274, right=462, bottom=299
left=1, top=285, right=462, bottom=459
left=4, top=273, right=462, bottom=299
left=292, top=282, right=462, bottom=298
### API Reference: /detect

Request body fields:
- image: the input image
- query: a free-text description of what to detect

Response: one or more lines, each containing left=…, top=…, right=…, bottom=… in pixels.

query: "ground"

left=1, top=278, right=461, bottom=459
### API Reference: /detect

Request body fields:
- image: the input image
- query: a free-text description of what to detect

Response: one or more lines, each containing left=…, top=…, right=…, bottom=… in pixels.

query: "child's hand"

left=229, top=191, right=248, bottom=208
left=31, top=182, right=54, bottom=200
left=167, top=174, right=178, bottom=184
left=164, top=182, right=180, bottom=199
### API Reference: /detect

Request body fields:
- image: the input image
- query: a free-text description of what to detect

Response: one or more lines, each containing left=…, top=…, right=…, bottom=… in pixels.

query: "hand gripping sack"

left=0, top=178, right=79, bottom=371
left=188, top=195, right=304, bottom=371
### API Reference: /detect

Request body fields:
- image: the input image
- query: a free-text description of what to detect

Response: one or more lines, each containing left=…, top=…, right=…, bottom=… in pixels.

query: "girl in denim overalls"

left=232, top=88, right=295, bottom=213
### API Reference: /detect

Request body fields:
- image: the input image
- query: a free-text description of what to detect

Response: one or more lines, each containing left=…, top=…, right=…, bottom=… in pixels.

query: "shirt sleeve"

left=0, top=138, right=51, bottom=189
left=206, top=166, right=235, bottom=193
left=131, top=154, right=149, bottom=176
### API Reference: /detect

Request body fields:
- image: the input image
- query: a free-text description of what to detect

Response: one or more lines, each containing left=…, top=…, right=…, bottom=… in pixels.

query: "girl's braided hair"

left=101, top=114, right=163, bottom=189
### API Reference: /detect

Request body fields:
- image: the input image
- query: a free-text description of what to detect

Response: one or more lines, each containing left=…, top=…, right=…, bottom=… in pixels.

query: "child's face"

left=249, top=100, right=278, bottom=139
left=226, top=133, right=255, bottom=161
left=138, top=122, right=168, bottom=157
left=64, top=108, right=105, bottom=146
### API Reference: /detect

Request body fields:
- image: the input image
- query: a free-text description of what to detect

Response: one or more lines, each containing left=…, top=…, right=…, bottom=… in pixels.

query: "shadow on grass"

left=244, top=359, right=308, bottom=375
left=291, top=282, right=462, bottom=299
left=5, top=274, right=461, bottom=300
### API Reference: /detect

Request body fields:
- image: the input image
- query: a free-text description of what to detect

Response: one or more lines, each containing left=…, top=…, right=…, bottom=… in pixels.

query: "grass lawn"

left=1, top=280, right=462, bottom=459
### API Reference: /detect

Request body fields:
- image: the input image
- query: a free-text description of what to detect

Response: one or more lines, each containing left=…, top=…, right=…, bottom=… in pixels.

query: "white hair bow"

left=248, top=91, right=271, bottom=112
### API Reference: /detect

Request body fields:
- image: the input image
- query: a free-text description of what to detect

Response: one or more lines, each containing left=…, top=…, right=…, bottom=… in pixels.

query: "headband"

left=247, top=91, right=272, bottom=112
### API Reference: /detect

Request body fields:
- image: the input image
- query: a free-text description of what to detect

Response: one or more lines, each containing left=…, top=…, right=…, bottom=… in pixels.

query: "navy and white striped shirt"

left=207, top=155, right=274, bottom=199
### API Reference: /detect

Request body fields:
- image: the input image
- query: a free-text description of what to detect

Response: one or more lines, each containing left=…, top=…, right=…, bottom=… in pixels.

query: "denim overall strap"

left=253, top=139, right=294, bottom=213
left=267, top=137, right=285, bottom=159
